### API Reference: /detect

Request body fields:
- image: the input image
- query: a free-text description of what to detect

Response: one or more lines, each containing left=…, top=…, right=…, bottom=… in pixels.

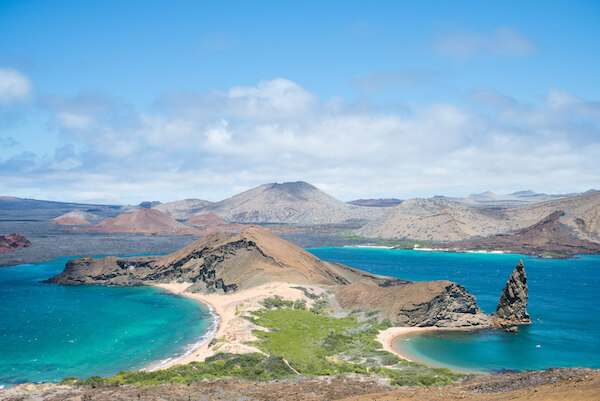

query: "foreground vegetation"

left=61, top=297, right=463, bottom=387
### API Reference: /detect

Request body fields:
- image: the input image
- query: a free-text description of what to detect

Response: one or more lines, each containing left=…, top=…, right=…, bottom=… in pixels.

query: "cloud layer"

left=1, top=74, right=598, bottom=203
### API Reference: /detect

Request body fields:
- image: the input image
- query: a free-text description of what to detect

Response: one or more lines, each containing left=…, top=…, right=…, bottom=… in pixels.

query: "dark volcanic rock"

left=44, top=227, right=380, bottom=293
left=336, top=278, right=491, bottom=328
left=496, top=260, right=531, bottom=325
left=0, top=233, right=32, bottom=253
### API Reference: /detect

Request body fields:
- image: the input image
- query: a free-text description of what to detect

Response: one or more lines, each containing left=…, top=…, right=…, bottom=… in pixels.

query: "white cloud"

left=0, top=68, right=33, bottom=104
left=433, top=27, right=536, bottom=60
left=2, top=79, right=598, bottom=203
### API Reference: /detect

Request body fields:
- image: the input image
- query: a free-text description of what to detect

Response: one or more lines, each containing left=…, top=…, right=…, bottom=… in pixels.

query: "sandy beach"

left=376, top=326, right=488, bottom=365
left=148, top=282, right=328, bottom=370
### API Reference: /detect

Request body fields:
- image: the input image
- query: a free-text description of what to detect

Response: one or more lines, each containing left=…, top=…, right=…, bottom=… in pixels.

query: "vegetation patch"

left=248, top=309, right=462, bottom=386
left=62, top=299, right=463, bottom=387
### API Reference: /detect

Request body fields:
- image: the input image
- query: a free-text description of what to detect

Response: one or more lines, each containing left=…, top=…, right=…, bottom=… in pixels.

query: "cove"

left=308, top=247, right=600, bottom=372
left=0, top=257, right=212, bottom=387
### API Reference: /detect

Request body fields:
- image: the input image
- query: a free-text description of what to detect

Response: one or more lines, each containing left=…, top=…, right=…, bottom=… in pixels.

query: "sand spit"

left=151, top=282, right=328, bottom=369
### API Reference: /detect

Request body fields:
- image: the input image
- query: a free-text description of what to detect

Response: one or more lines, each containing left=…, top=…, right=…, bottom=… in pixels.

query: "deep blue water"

left=308, top=248, right=600, bottom=372
left=0, top=258, right=212, bottom=387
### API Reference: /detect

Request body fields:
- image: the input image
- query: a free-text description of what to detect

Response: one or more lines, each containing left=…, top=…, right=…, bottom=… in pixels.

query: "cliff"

left=336, top=278, right=491, bottom=328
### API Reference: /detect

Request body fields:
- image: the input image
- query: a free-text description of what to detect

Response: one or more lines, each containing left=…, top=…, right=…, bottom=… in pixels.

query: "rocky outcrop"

left=45, top=227, right=380, bottom=293
left=495, top=260, right=531, bottom=325
left=0, top=233, right=32, bottom=253
left=336, top=278, right=491, bottom=328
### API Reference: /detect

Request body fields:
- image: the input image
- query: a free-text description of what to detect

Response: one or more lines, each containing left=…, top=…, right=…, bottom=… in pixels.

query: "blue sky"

left=0, top=0, right=599, bottom=203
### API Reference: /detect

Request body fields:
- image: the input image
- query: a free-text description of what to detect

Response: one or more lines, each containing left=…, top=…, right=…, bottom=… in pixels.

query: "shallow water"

left=308, top=248, right=600, bottom=372
left=0, top=257, right=212, bottom=387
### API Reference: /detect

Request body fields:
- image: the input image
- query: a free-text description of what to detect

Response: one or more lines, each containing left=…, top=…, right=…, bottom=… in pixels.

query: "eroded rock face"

left=336, top=278, right=491, bottom=328
left=44, top=227, right=380, bottom=293
left=496, top=260, right=531, bottom=325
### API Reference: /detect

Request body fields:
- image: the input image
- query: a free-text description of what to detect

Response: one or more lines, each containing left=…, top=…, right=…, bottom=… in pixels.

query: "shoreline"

left=376, top=326, right=490, bottom=373
left=145, top=282, right=327, bottom=370
left=143, top=289, right=221, bottom=371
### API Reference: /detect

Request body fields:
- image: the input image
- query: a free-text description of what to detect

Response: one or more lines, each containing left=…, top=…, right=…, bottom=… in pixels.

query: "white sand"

left=147, top=282, right=327, bottom=370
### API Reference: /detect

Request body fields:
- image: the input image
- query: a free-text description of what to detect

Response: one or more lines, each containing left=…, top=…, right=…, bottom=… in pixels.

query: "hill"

left=185, top=213, right=228, bottom=227
left=436, top=211, right=600, bottom=257
left=201, top=181, right=385, bottom=224
left=357, top=198, right=512, bottom=241
left=84, top=209, right=191, bottom=235
left=52, top=210, right=103, bottom=226
left=45, top=226, right=380, bottom=290
left=358, top=191, right=600, bottom=243
left=153, top=199, right=213, bottom=220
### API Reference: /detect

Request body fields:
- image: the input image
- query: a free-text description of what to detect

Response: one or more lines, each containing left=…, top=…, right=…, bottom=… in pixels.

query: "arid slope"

left=85, top=209, right=190, bottom=234
left=201, top=181, right=386, bottom=224
left=358, top=191, right=600, bottom=243
left=45, top=227, right=380, bottom=291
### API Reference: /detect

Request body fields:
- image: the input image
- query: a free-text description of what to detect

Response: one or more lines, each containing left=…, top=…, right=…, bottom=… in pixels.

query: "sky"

left=0, top=0, right=599, bottom=204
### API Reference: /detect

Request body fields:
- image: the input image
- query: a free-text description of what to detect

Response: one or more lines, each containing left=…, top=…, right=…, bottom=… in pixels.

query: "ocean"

left=0, top=257, right=213, bottom=388
left=1, top=249, right=598, bottom=387
left=308, top=247, right=600, bottom=372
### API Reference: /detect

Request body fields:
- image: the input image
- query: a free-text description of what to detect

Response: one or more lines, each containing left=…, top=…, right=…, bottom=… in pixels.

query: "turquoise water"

left=0, top=258, right=212, bottom=387
left=308, top=248, right=600, bottom=372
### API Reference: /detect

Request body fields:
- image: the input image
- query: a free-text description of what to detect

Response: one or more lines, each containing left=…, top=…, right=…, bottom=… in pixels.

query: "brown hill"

left=45, top=227, right=380, bottom=291
left=86, top=209, right=190, bottom=234
left=336, top=277, right=490, bottom=327
left=0, top=233, right=32, bottom=253
left=358, top=191, right=600, bottom=243
left=436, top=211, right=600, bottom=257
left=201, top=181, right=385, bottom=224
left=186, top=213, right=228, bottom=227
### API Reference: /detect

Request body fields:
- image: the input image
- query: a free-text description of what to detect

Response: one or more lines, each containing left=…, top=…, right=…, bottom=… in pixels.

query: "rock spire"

left=496, top=260, right=531, bottom=325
